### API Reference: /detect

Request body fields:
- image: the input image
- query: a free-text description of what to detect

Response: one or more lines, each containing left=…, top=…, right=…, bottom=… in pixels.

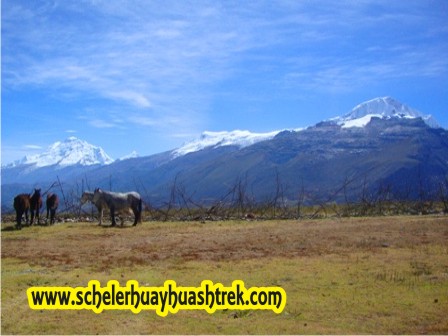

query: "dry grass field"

left=1, top=216, right=448, bottom=334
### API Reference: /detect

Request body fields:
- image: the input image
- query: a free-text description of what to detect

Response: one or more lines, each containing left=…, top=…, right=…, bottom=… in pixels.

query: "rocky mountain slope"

left=2, top=97, right=447, bottom=211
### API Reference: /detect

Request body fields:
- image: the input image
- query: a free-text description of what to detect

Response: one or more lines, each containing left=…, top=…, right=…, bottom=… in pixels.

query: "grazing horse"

left=80, top=191, right=108, bottom=225
left=30, top=188, right=42, bottom=225
left=14, top=194, right=31, bottom=229
left=92, top=188, right=142, bottom=226
left=46, top=193, right=59, bottom=225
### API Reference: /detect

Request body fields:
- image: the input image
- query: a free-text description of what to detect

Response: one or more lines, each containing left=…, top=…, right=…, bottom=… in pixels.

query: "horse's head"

left=80, top=191, right=93, bottom=205
left=80, top=192, right=88, bottom=205
left=92, top=188, right=102, bottom=203
left=33, top=188, right=41, bottom=197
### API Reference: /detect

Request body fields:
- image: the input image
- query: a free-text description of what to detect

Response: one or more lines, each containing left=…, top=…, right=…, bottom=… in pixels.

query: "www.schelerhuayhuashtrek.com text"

left=27, top=279, right=287, bottom=317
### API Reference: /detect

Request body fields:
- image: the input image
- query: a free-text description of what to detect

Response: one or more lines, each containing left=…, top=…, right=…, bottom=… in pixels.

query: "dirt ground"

left=3, top=216, right=447, bottom=269
left=1, top=216, right=448, bottom=334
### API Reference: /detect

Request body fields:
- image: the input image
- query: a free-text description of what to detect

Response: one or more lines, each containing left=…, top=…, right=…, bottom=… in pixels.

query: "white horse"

left=92, top=188, right=143, bottom=226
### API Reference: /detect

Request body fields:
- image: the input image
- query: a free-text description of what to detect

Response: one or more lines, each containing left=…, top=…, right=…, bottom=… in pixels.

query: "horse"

left=46, top=193, right=59, bottom=225
left=30, top=188, right=43, bottom=225
left=81, top=191, right=133, bottom=225
left=13, top=194, right=31, bottom=229
left=92, top=188, right=142, bottom=226
left=80, top=191, right=108, bottom=225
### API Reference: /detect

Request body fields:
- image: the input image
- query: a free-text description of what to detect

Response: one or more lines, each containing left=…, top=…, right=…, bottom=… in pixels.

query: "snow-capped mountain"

left=173, top=97, right=439, bottom=159
left=332, top=96, right=439, bottom=129
left=6, top=137, right=114, bottom=168
left=172, top=129, right=303, bottom=158
left=119, top=151, right=139, bottom=161
left=2, top=96, right=447, bottom=212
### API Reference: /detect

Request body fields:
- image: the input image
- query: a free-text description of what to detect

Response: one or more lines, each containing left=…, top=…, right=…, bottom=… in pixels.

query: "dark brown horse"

left=30, top=188, right=42, bottom=225
left=13, top=194, right=31, bottom=229
left=46, top=193, right=59, bottom=225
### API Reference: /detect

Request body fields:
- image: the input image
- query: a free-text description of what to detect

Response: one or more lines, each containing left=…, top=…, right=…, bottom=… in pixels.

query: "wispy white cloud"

left=24, top=144, right=43, bottom=150
left=88, top=119, right=118, bottom=129
left=107, top=91, right=151, bottom=108
left=282, top=44, right=448, bottom=94
left=128, top=115, right=157, bottom=127
left=2, top=0, right=447, bottom=150
left=3, top=1, right=266, bottom=137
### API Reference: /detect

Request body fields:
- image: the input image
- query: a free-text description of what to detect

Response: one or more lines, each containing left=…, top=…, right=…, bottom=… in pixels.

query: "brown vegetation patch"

left=2, top=216, right=447, bottom=272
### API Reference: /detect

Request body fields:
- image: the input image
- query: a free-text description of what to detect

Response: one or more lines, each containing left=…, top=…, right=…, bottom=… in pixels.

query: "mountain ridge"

left=2, top=97, right=447, bottom=211
left=3, top=96, right=441, bottom=170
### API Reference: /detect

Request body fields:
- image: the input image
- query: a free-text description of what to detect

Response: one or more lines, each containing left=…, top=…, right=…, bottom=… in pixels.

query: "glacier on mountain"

left=332, top=97, right=439, bottom=129
left=119, top=150, right=139, bottom=161
left=6, top=137, right=114, bottom=168
left=172, top=129, right=293, bottom=157
left=172, top=97, right=440, bottom=158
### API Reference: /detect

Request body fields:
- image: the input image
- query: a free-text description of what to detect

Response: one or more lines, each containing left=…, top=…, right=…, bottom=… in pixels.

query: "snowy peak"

left=119, top=150, right=139, bottom=161
left=172, top=97, right=440, bottom=159
left=347, top=96, right=420, bottom=119
left=172, top=130, right=283, bottom=157
left=8, top=137, right=114, bottom=168
left=333, top=97, right=439, bottom=129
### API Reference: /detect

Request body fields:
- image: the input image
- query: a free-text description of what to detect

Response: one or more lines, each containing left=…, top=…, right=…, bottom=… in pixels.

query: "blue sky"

left=2, top=0, right=448, bottom=164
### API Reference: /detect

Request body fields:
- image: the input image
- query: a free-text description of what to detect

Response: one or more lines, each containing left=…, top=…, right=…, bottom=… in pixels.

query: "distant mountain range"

left=2, top=97, right=447, bottom=211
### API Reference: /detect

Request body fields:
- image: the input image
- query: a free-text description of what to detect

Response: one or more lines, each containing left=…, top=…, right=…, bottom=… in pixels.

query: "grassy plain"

left=1, top=216, right=448, bottom=334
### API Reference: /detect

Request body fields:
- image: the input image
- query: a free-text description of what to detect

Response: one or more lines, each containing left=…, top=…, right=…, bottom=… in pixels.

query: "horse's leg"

left=16, top=210, right=22, bottom=230
left=132, top=199, right=142, bottom=226
left=51, top=209, right=56, bottom=225
left=30, top=209, right=34, bottom=226
left=25, top=209, right=29, bottom=225
left=110, top=207, right=116, bottom=226
left=137, top=199, right=143, bottom=224
left=46, top=207, right=50, bottom=225
left=97, top=206, right=102, bottom=226
left=132, top=207, right=138, bottom=226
